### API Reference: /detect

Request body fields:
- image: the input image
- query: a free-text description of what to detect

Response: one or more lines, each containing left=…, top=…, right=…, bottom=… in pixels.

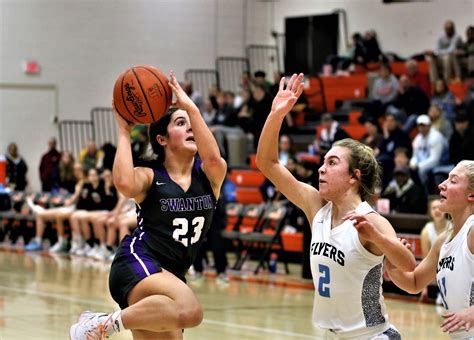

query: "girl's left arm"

left=168, top=72, right=227, bottom=196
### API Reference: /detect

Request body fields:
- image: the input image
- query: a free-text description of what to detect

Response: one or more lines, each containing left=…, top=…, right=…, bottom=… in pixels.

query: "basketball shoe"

left=69, top=310, right=123, bottom=340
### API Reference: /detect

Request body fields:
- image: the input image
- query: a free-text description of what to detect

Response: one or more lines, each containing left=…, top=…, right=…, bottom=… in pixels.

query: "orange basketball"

left=113, top=65, right=172, bottom=124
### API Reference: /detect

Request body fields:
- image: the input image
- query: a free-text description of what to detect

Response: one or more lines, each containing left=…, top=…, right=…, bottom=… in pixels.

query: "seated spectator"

left=359, top=116, right=383, bottom=151
left=427, top=104, right=453, bottom=140
left=393, top=74, right=430, bottom=133
left=368, top=63, right=399, bottom=118
left=69, top=168, right=107, bottom=255
left=101, top=142, right=116, bottom=171
left=426, top=20, right=464, bottom=83
left=201, top=98, right=216, bottom=125
left=462, top=71, right=474, bottom=121
left=315, top=113, right=349, bottom=158
left=460, top=25, right=474, bottom=77
left=183, top=80, right=204, bottom=111
left=432, top=112, right=474, bottom=186
left=381, top=165, right=427, bottom=214
left=79, top=140, right=104, bottom=175
left=431, top=78, right=456, bottom=122
left=409, top=114, right=447, bottom=188
left=377, top=112, right=412, bottom=188
left=39, top=137, right=61, bottom=192
left=419, top=198, right=448, bottom=304
left=5, top=142, right=28, bottom=191
left=393, top=147, right=421, bottom=185
left=24, top=163, right=84, bottom=252
left=405, top=59, right=431, bottom=98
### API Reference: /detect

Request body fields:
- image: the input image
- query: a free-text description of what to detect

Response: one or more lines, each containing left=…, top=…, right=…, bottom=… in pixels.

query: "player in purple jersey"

left=70, top=71, right=227, bottom=340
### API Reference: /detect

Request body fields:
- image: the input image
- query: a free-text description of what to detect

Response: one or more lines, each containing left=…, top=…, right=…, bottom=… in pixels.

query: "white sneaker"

left=75, top=243, right=93, bottom=257
left=94, top=245, right=113, bottom=261
left=49, top=240, right=67, bottom=253
left=69, top=311, right=112, bottom=340
left=86, top=244, right=100, bottom=258
left=69, top=240, right=83, bottom=255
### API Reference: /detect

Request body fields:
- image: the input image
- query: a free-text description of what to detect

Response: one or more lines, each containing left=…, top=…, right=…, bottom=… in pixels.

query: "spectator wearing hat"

left=381, top=165, right=427, bottom=214
left=314, top=113, right=350, bottom=158
left=409, top=114, right=448, bottom=189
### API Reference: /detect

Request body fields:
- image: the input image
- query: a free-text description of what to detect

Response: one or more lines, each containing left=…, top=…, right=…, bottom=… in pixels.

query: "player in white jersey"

left=386, top=160, right=474, bottom=339
left=419, top=198, right=449, bottom=302
left=256, top=73, right=416, bottom=339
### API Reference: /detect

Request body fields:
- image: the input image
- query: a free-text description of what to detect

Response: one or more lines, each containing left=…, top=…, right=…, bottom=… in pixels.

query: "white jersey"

left=436, top=214, right=474, bottom=339
left=425, top=221, right=442, bottom=245
left=311, top=201, right=391, bottom=338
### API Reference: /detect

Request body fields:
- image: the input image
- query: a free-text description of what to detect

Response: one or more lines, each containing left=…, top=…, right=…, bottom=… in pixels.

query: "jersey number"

left=172, top=217, right=205, bottom=247
left=318, top=264, right=331, bottom=298
left=437, top=276, right=448, bottom=309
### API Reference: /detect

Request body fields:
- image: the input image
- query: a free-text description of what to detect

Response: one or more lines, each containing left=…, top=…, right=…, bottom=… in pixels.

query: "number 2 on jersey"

left=318, top=264, right=331, bottom=297
left=172, top=217, right=205, bottom=247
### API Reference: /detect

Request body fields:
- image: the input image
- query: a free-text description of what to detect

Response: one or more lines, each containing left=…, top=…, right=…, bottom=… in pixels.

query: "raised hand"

left=343, top=213, right=383, bottom=244
left=168, top=71, right=197, bottom=112
left=271, top=73, right=304, bottom=115
left=112, top=100, right=135, bottom=132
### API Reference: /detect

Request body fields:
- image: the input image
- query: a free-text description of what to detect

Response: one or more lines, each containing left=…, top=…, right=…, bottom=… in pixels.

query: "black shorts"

left=109, top=235, right=186, bottom=309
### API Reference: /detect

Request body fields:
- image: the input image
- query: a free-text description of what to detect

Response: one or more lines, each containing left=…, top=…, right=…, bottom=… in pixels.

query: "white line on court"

left=0, top=284, right=318, bottom=338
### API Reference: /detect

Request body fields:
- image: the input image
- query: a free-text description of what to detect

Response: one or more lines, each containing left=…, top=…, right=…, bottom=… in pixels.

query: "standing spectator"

left=377, top=112, right=412, bottom=188
left=39, top=137, right=61, bottom=192
left=58, top=151, right=77, bottom=194
left=5, top=143, right=28, bottom=191
left=393, top=75, right=430, bottom=132
left=79, top=139, right=103, bottom=175
left=381, top=165, right=427, bottom=214
left=431, top=78, right=456, bottom=122
left=248, top=84, right=273, bottom=150
left=253, top=70, right=272, bottom=92
left=410, top=115, right=447, bottom=188
left=363, top=30, right=384, bottom=63
left=405, top=59, right=431, bottom=98
left=426, top=20, right=464, bottom=82
left=315, top=113, right=349, bottom=158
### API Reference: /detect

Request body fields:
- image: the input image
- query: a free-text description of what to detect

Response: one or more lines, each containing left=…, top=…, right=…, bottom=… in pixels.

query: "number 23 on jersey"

left=172, top=217, right=205, bottom=247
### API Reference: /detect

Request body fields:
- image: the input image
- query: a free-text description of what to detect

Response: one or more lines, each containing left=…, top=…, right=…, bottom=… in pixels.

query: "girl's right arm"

left=112, top=108, right=153, bottom=202
left=386, top=233, right=444, bottom=294
left=256, top=73, right=324, bottom=220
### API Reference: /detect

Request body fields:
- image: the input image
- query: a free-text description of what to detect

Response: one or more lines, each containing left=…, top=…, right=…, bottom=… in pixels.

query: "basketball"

left=113, top=65, right=172, bottom=124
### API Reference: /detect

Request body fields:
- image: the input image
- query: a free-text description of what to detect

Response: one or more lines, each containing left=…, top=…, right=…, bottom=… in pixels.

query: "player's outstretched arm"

left=385, top=230, right=445, bottom=294
left=256, top=73, right=323, bottom=220
left=168, top=71, right=227, bottom=197
left=343, top=213, right=417, bottom=272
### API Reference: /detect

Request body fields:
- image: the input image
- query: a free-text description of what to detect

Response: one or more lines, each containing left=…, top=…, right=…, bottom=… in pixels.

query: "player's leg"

left=131, top=329, right=183, bottom=340
left=121, top=269, right=203, bottom=332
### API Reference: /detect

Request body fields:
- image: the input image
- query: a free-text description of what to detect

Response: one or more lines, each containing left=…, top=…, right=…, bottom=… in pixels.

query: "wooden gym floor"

left=0, top=250, right=449, bottom=339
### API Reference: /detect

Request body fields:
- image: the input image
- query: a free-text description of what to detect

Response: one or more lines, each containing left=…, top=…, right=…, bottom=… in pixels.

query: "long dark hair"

left=149, top=107, right=179, bottom=164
